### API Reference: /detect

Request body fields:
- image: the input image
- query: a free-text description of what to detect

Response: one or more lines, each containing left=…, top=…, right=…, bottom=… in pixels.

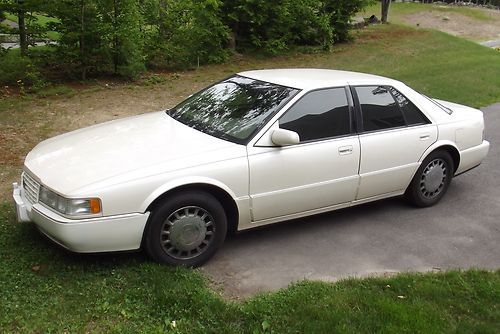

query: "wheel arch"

left=419, top=141, right=460, bottom=174
left=142, top=181, right=240, bottom=242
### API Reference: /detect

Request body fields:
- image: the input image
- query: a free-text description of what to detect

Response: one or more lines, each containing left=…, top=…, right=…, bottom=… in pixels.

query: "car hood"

left=25, top=111, right=244, bottom=195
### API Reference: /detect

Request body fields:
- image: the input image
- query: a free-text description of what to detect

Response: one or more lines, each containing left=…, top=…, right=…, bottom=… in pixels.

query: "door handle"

left=419, top=134, right=430, bottom=140
left=338, top=145, right=353, bottom=155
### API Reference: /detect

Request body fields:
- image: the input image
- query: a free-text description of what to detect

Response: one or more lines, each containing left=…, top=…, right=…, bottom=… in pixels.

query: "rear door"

left=352, top=85, right=437, bottom=200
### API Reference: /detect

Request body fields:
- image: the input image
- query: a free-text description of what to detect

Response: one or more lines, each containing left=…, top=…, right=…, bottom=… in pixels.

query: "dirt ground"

left=399, top=7, right=500, bottom=42
left=0, top=71, right=227, bottom=202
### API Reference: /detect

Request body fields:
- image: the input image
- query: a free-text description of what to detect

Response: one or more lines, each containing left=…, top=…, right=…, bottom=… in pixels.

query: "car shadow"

left=224, top=196, right=410, bottom=245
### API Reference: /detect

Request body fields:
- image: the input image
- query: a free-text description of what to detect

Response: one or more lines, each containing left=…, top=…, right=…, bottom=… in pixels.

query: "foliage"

left=0, top=0, right=372, bottom=82
left=98, top=0, right=145, bottom=78
left=50, top=0, right=145, bottom=79
left=0, top=49, right=45, bottom=91
left=221, top=0, right=373, bottom=54
left=146, top=0, right=229, bottom=69
left=322, top=0, right=375, bottom=43
left=0, top=0, right=52, bottom=55
left=49, top=1, right=104, bottom=79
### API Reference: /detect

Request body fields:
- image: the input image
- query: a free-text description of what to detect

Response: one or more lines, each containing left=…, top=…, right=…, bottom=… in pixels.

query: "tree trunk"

left=159, top=0, right=167, bottom=37
left=381, top=0, right=391, bottom=24
left=113, top=0, right=118, bottom=74
left=80, top=0, right=86, bottom=80
left=17, top=1, right=27, bottom=56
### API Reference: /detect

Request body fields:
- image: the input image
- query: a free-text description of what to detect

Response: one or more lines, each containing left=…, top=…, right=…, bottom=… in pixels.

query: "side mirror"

left=271, top=128, right=300, bottom=146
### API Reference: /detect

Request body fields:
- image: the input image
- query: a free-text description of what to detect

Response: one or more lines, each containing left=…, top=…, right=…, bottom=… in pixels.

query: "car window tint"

left=279, top=88, right=350, bottom=142
left=388, top=87, right=429, bottom=125
left=355, top=86, right=405, bottom=132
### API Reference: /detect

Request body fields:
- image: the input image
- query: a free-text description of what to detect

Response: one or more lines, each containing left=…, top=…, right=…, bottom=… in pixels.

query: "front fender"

left=140, top=176, right=239, bottom=213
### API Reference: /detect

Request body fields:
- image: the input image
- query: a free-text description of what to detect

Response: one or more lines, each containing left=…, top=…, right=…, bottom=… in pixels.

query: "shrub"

left=146, top=0, right=229, bottom=69
left=0, top=50, right=45, bottom=91
left=221, top=0, right=372, bottom=54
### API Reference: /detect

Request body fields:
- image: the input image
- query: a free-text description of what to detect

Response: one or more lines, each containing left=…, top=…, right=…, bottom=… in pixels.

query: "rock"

left=367, top=15, right=380, bottom=24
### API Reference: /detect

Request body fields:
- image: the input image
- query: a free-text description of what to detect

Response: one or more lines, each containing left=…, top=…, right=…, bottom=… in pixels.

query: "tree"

left=381, top=0, right=391, bottom=23
left=99, top=0, right=145, bottom=78
left=0, top=0, right=46, bottom=56
left=147, top=0, right=228, bottom=69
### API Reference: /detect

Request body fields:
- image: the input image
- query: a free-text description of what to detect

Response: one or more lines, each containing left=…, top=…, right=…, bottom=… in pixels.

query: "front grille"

left=22, top=172, right=40, bottom=204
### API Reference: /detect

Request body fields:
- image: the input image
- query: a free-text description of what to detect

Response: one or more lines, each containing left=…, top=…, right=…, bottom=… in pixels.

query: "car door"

left=352, top=85, right=438, bottom=200
left=247, top=87, right=360, bottom=222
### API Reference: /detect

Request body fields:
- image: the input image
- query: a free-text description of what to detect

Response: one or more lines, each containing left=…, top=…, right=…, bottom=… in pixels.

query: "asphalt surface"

left=481, top=39, right=500, bottom=48
left=203, top=103, right=500, bottom=298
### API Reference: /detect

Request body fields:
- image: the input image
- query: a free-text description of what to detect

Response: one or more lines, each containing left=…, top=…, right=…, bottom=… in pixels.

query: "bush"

left=0, top=50, right=45, bottom=91
left=146, top=0, right=229, bottom=69
left=51, top=0, right=145, bottom=80
left=324, top=0, right=373, bottom=43
left=221, top=0, right=372, bottom=54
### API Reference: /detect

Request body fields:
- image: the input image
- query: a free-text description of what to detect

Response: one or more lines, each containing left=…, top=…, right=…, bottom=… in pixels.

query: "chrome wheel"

left=160, top=206, right=215, bottom=260
left=420, top=158, right=447, bottom=199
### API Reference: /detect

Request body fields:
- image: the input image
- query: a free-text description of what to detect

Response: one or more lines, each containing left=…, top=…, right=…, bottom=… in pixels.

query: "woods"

left=0, top=0, right=371, bottom=85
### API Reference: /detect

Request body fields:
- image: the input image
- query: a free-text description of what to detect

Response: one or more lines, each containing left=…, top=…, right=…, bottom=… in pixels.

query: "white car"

left=13, top=69, right=490, bottom=266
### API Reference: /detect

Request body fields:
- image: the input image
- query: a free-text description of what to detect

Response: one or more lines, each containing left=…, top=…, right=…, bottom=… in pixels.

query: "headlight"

left=39, top=186, right=102, bottom=217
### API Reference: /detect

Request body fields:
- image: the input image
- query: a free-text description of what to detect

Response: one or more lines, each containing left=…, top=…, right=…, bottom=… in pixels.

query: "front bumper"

left=13, top=182, right=149, bottom=253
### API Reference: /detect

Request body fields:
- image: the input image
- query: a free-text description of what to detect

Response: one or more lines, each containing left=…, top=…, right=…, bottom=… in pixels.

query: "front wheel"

left=405, top=150, right=454, bottom=207
left=144, top=191, right=227, bottom=267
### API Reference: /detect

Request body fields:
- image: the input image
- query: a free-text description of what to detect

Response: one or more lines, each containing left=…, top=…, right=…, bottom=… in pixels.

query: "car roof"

left=238, top=68, right=398, bottom=90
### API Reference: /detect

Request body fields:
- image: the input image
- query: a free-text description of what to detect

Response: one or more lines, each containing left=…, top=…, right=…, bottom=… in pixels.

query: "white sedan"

left=13, top=69, right=490, bottom=266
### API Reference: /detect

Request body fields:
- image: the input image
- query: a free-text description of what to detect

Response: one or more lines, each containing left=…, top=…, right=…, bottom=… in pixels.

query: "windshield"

left=169, top=75, right=299, bottom=144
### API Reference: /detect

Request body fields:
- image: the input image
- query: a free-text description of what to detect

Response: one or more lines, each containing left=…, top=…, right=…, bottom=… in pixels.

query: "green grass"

left=3, top=13, right=17, bottom=23
left=3, top=12, right=59, bottom=40
left=0, top=203, right=499, bottom=333
left=361, top=2, right=495, bottom=22
left=1, top=23, right=500, bottom=333
left=332, top=25, right=500, bottom=108
left=223, top=24, right=500, bottom=108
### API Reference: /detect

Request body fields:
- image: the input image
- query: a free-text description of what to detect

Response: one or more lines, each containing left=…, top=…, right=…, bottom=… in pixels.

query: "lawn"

left=362, top=2, right=497, bottom=22
left=1, top=204, right=499, bottom=333
left=3, top=12, right=59, bottom=40
left=360, top=2, right=500, bottom=42
left=1, top=23, right=500, bottom=333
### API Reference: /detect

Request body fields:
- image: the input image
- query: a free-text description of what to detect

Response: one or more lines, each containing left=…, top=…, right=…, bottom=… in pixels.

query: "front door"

left=247, top=87, right=361, bottom=222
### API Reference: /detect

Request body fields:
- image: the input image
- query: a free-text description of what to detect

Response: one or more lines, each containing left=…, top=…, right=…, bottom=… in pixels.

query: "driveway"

left=481, top=39, right=500, bottom=48
left=203, top=103, right=500, bottom=298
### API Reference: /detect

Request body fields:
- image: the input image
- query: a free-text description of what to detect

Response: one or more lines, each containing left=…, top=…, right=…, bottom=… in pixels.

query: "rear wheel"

left=145, top=191, right=227, bottom=267
left=405, top=150, right=454, bottom=207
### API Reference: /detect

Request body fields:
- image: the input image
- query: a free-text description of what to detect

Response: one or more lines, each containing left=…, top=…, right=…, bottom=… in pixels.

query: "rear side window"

left=355, top=86, right=405, bottom=132
left=389, top=87, right=429, bottom=125
left=279, top=88, right=350, bottom=142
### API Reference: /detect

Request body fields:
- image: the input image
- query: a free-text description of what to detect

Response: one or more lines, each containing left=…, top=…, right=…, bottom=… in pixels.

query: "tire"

left=405, top=150, right=454, bottom=207
left=144, top=191, right=227, bottom=267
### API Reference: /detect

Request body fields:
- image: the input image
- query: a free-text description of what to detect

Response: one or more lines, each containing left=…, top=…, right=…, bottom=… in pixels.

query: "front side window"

left=169, top=75, right=298, bottom=144
left=279, top=88, right=351, bottom=142
left=355, top=86, right=405, bottom=132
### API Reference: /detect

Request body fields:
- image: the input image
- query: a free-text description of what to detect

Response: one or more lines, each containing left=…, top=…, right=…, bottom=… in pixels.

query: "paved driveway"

left=203, top=103, right=500, bottom=298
